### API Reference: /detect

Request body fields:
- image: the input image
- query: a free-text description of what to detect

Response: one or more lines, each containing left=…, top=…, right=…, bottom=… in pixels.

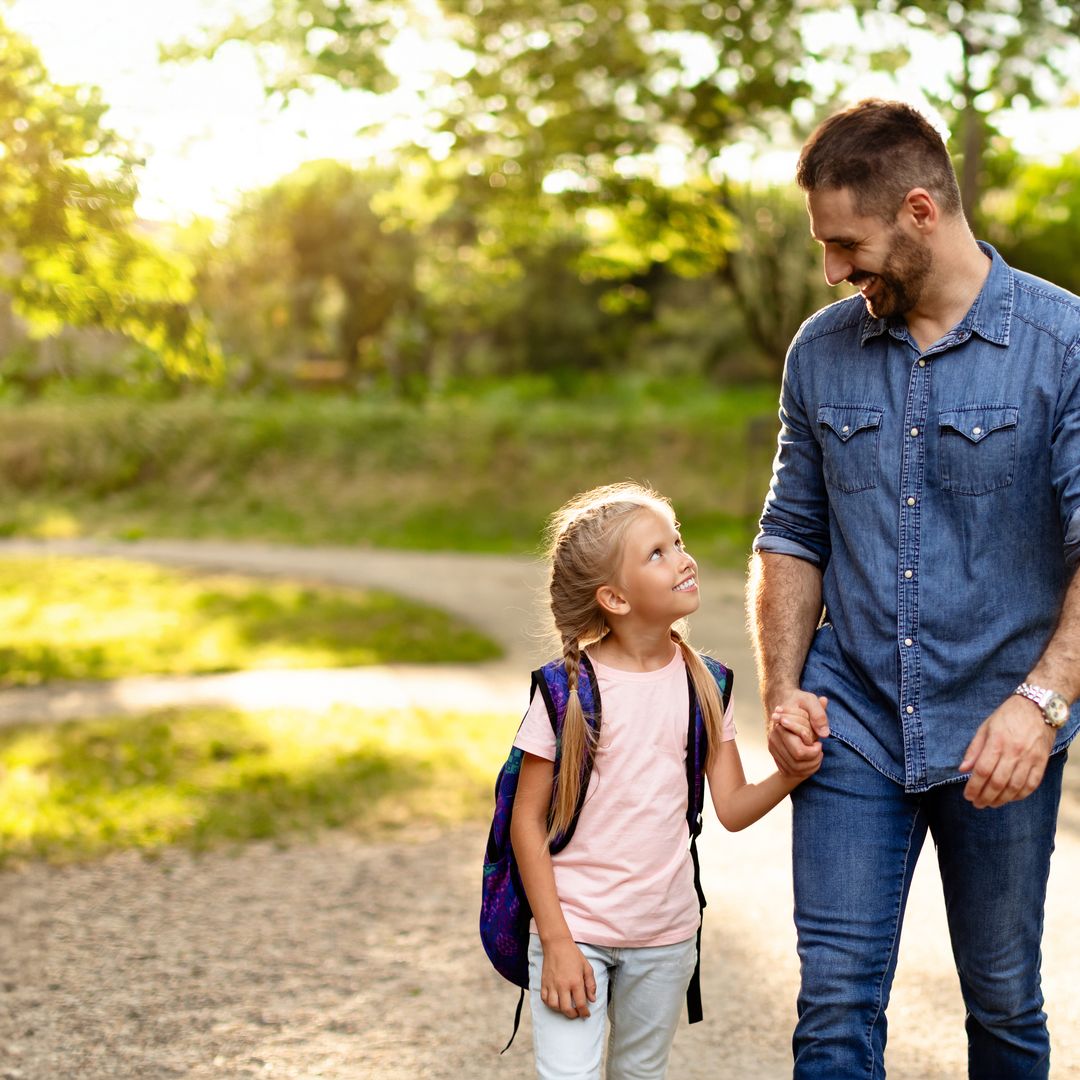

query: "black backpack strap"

left=682, top=654, right=732, bottom=1026
left=687, top=834, right=705, bottom=1024
left=684, top=665, right=707, bottom=1025
left=500, top=987, right=526, bottom=1053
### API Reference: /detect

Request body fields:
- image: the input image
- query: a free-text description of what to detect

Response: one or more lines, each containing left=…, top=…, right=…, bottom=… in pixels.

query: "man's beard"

left=850, top=229, right=933, bottom=319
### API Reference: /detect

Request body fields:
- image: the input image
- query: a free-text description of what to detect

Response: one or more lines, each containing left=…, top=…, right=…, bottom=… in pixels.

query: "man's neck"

left=906, top=234, right=991, bottom=353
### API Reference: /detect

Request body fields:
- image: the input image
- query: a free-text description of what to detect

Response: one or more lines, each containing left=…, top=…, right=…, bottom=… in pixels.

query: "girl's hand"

left=540, top=938, right=597, bottom=1019
left=770, top=705, right=824, bottom=781
left=773, top=707, right=821, bottom=747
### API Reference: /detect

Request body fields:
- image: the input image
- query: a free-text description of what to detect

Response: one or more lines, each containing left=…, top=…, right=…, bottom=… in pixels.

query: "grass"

left=0, top=379, right=781, bottom=568
left=0, top=556, right=499, bottom=686
left=0, top=703, right=514, bottom=865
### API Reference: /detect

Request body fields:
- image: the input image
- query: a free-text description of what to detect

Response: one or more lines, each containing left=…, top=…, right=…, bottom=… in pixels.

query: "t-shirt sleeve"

left=720, top=693, right=737, bottom=742
left=513, top=687, right=556, bottom=761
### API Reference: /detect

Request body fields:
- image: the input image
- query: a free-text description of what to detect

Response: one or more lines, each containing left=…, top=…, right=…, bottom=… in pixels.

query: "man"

left=748, top=98, right=1080, bottom=1078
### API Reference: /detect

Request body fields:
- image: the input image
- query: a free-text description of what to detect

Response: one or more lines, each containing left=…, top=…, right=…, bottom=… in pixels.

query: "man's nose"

left=823, top=249, right=852, bottom=287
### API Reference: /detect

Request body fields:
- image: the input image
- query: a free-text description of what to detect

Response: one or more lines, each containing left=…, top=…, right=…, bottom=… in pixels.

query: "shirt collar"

left=859, top=240, right=1014, bottom=348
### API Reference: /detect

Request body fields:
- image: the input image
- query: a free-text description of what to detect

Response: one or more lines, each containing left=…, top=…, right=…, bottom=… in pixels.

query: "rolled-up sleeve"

left=1053, top=340, right=1080, bottom=569
left=752, top=342, right=831, bottom=567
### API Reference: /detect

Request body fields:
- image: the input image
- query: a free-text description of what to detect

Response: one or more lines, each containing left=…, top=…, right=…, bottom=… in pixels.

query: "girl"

left=511, top=482, right=820, bottom=1079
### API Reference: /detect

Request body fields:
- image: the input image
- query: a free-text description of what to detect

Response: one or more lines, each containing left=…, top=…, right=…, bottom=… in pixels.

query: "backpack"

left=479, top=650, right=733, bottom=1050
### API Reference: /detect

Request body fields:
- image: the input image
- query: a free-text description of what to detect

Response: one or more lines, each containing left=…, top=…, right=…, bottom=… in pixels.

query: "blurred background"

left=2, top=0, right=1080, bottom=565
left=2, top=2, right=1080, bottom=1076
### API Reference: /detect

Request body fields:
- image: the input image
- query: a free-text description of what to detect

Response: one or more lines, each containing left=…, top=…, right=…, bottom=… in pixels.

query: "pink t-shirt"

left=513, top=648, right=736, bottom=948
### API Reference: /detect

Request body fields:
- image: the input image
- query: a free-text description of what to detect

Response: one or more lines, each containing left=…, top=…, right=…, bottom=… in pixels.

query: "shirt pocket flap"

left=939, top=406, right=1018, bottom=444
left=817, top=405, right=883, bottom=443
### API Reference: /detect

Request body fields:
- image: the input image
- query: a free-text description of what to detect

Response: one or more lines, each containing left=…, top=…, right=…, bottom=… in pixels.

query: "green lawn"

left=0, top=380, right=780, bottom=567
left=0, top=703, right=513, bottom=865
left=0, top=556, right=499, bottom=686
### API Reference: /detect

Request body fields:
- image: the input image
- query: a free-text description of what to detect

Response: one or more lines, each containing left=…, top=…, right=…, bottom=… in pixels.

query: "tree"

left=0, top=16, right=218, bottom=378
left=167, top=1, right=827, bottom=376
left=196, top=160, right=419, bottom=387
left=850, top=0, right=1080, bottom=224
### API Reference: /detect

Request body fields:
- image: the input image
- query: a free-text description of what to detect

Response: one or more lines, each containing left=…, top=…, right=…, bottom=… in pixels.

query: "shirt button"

left=972, top=426, right=982, bottom=435
left=904, top=569, right=913, bottom=579
left=842, top=425, right=850, bottom=433
left=910, top=427, right=919, bottom=437
left=918, top=359, right=926, bottom=367
left=904, top=638, right=913, bottom=646
left=906, top=496, right=916, bottom=506
left=906, top=705, right=915, bottom=715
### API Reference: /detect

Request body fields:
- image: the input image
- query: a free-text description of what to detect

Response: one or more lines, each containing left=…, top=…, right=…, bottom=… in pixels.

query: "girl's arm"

left=706, top=713, right=821, bottom=832
left=510, top=751, right=597, bottom=1019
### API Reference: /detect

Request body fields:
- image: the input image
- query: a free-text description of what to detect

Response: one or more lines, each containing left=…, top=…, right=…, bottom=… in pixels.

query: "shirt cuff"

left=1065, top=506, right=1080, bottom=569
left=752, top=533, right=823, bottom=565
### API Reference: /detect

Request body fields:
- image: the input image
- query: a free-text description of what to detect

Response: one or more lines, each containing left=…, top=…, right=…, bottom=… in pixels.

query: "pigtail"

left=672, top=628, right=725, bottom=768
left=547, top=637, right=596, bottom=843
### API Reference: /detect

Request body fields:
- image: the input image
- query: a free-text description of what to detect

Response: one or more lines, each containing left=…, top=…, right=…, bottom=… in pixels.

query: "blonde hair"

left=543, top=482, right=726, bottom=842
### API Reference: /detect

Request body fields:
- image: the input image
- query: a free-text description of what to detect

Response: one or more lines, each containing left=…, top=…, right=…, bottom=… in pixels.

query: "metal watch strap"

left=1014, top=683, right=1048, bottom=708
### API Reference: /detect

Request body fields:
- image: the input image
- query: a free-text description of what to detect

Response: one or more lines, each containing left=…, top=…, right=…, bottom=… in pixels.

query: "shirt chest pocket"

left=817, top=404, right=883, bottom=494
left=938, top=405, right=1018, bottom=496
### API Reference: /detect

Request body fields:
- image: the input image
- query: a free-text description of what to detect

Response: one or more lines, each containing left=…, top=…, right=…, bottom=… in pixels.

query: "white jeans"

left=527, top=932, right=697, bottom=1080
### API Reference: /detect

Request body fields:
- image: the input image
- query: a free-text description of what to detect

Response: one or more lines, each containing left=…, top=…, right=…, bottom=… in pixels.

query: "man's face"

left=807, top=186, right=932, bottom=319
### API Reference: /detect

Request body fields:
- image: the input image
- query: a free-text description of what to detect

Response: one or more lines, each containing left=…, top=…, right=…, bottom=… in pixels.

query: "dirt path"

left=1, top=540, right=1079, bottom=1079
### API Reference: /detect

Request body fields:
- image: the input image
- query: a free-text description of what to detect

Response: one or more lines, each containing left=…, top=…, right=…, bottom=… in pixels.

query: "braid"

left=563, top=637, right=581, bottom=698
left=548, top=635, right=593, bottom=842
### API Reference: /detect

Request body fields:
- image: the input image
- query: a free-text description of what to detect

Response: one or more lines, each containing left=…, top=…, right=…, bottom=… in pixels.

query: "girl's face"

left=612, top=508, right=699, bottom=625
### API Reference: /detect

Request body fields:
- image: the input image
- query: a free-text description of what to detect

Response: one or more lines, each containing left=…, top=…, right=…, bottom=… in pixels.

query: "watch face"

left=1046, top=695, right=1070, bottom=727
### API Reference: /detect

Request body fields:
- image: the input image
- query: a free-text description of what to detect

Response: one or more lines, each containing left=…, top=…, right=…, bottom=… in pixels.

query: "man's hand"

left=540, top=937, right=597, bottom=1019
left=766, top=691, right=829, bottom=778
left=960, top=696, right=1056, bottom=809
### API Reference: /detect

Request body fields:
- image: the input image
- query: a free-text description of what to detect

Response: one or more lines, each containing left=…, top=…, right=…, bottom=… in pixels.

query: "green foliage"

left=0, top=556, right=499, bottom=686
left=0, top=384, right=780, bottom=567
left=193, top=160, right=418, bottom=387
left=0, top=16, right=220, bottom=378
left=982, top=153, right=1080, bottom=295
left=166, top=1, right=832, bottom=383
left=0, top=703, right=511, bottom=863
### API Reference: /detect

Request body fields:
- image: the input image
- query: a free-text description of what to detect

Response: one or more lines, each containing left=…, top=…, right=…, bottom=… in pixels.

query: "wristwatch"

left=1013, top=683, right=1070, bottom=728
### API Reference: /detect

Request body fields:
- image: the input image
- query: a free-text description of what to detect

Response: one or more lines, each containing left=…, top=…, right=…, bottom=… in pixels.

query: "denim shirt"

left=754, top=244, right=1080, bottom=791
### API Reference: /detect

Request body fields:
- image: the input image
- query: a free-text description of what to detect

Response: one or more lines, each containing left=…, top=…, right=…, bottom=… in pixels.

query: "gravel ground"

left=2, top=541, right=1079, bottom=1078
left=2, top=740, right=1079, bottom=1079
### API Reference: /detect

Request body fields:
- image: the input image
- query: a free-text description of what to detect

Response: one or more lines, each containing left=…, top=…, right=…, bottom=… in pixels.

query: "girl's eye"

left=675, top=538, right=684, bottom=549
left=650, top=549, right=662, bottom=560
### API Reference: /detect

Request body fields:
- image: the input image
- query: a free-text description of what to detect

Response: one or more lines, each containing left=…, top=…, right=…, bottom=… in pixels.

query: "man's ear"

left=901, top=187, right=938, bottom=233
left=596, top=583, right=628, bottom=617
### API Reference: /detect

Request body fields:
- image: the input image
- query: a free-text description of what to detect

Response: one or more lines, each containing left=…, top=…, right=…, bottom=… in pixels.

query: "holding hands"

left=767, top=691, right=830, bottom=779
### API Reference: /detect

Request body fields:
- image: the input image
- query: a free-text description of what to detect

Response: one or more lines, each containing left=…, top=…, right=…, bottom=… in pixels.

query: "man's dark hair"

left=796, top=99, right=963, bottom=221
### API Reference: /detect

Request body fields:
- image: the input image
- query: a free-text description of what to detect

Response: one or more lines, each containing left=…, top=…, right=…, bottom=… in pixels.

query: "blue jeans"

left=527, top=933, right=697, bottom=1079
left=791, top=736, right=1065, bottom=1079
